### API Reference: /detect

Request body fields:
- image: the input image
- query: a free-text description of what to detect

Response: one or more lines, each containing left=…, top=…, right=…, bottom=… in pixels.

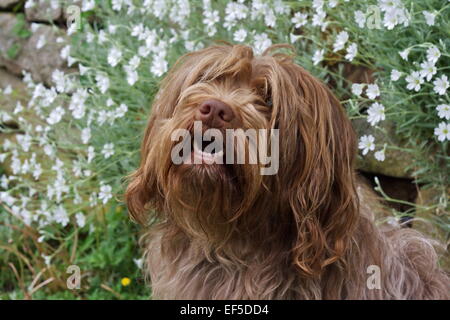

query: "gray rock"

left=16, top=24, right=67, bottom=85
left=0, top=14, right=28, bottom=75
left=25, top=0, right=62, bottom=22
left=0, top=69, right=27, bottom=139
left=0, top=68, right=26, bottom=95
left=353, top=118, right=414, bottom=178
left=0, top=13, right=67, bottom=86
left=0, top=0, right=19, bottom=9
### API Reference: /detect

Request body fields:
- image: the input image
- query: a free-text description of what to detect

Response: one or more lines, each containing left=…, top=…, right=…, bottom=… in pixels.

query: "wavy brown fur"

left=126, top=44, right=449, bottom=299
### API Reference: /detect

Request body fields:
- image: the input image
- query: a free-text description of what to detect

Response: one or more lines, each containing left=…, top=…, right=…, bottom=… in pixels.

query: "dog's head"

left=126, top=44, right=359, bottom=276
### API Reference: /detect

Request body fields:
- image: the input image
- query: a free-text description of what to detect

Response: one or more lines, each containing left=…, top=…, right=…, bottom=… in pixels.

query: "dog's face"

left=126, top=44, right=359, bottom=276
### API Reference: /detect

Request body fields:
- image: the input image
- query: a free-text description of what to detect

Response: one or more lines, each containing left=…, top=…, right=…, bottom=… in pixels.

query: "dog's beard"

left=150, top=111, right=264, bottom=242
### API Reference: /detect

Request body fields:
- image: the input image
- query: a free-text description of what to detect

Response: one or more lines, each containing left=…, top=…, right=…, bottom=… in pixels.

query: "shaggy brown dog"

left=126, top=44, right=449, bottom=299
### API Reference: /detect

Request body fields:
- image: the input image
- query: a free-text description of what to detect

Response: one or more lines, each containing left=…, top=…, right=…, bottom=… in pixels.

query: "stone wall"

left=0, top=0, right=69, bottom=88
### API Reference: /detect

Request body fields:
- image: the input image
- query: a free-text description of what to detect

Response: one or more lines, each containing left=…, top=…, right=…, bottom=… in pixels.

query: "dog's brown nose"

left=195, top=99, right=235, bottom=128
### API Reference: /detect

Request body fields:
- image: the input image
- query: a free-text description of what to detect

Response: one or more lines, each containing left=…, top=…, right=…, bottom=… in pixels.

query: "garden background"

left=0, top=0, right=448, bottom=299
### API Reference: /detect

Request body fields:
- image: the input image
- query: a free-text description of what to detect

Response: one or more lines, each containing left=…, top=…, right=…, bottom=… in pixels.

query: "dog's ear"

left=267, top=56, right=359, bottom=277
left=125, top=113, right=162, bottom=224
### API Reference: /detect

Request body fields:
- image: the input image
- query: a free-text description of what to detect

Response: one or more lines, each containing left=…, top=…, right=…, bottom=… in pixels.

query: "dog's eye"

left=266, top=98, right=273, bottom=108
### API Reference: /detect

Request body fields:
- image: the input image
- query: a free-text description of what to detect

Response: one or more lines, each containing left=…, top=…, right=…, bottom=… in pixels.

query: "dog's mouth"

left=192, top=136, right=224, bottom=164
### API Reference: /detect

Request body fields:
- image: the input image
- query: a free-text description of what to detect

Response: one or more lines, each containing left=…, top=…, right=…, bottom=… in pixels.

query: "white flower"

left=11, top=156, right=21, bottom=175
left=67, top=23, right=77, bottom=35
left=151, top=52, right=168, bottom=77
left=67, top=56, right=77, bottom=67
left=112, top=0, right=123, bottom=11
left=128, top=55, right=141, bottom=70
left=399, top=48, right=410, bottom=61
left=426, top=46, right=441, bottom=64
left=224, top=2, right=248, bottom=29
left=263, top=9, right=276, bottom=28
left=290, top=33, right=301, bottom=43
left=354, top=10, right=366, bottom=28
left=95, top=73, right=110, bottom=94
left=379, top=0, right=401, bottom=13
left=312, top=49, right=324, bottom=66
left=124, top=66, right=138, bottom=86
left=312, top=10, right=327, bottom=30
left=81, top=127, right=91, bottom=144
left=102, top=143, right=114, bottom=159
left=434, top=122, right=450, bottom=142
left=69, top=89, right=88, bottom=119
left=273, top=0, right=289, bottom=15
left=52, top=69, right=65, bottom=92
left=329, top=0, right=338, bottom=8
left=115, top=104, right=128, bottom=119
left=47, top=106, right=65, bottom=125
left=405, top=71, right=424, bottom=92
left=138, top=45, right=151, bottom=58
left=98, top=184, right=113, bottom=204
left=351, top=83, right=364, bottom=97
left=436, top=104, right=450, bottom=120
left=292, top=12, right=308, bottom=28
left=108, top=25, right=117, bottom=35
left=42, top=254, right=52, bottom=266
left=82, top=0, right=95, bottom=11
left=32, top=163, right=42, bottom=180
left=98, top=30, right=107, bottom=44
left=419, top=60, right=437, bottom=81
left=134, top=258, right=143, bottom=269
left=345, top=43, right=357, bottom=61
left=75, top=212, right=86, bottom=228
left=374, top=149, right=385, bottom=162
left=36, top=34, right=46, bottom=49
left=87, top=146, right=95, bottom=163
left=367, top=102, right=385, bottom=126
left=358, top=135, right=375, bottom=155
left=53, top=205, right=69, bottom=227
left=383, top=9, right=399, bottom=30
left=390, top=69, right=402, bottom=81
left=312, top=0, right=324, bottom=10
left=3, top=85, right=12, bottom=95
left=14, top=102, right=23, bottom=114
left=86, top=32, right=94, bottom=43
left=422, top=11, right=436, bottom=26
left=25, top=0, right=36, bottom=9
left=17, top=135, right=31, bottom=153
left=0, top=191, right=16, bottom=207
left=233, top=29, right=247, bottom=42
left=366, top=84, right=380, bottom=99
left=73, top=160, right=82, bottom=177
left=333, top=31, right=349, bottom=52
left=131, top=23, right=145, bottom=38
left=253, top=33, right=272, bottom=55
left=433, top=75, right=449, bottom=95
left=107, top=47, right=122, bottom=67
left=79, top=64, right=89, bottom=75
left=203, top=9, right=220, bottom=36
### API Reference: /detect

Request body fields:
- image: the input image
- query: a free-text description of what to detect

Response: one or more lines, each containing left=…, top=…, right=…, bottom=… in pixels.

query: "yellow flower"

left=121, top=277, right=131, bottom=286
